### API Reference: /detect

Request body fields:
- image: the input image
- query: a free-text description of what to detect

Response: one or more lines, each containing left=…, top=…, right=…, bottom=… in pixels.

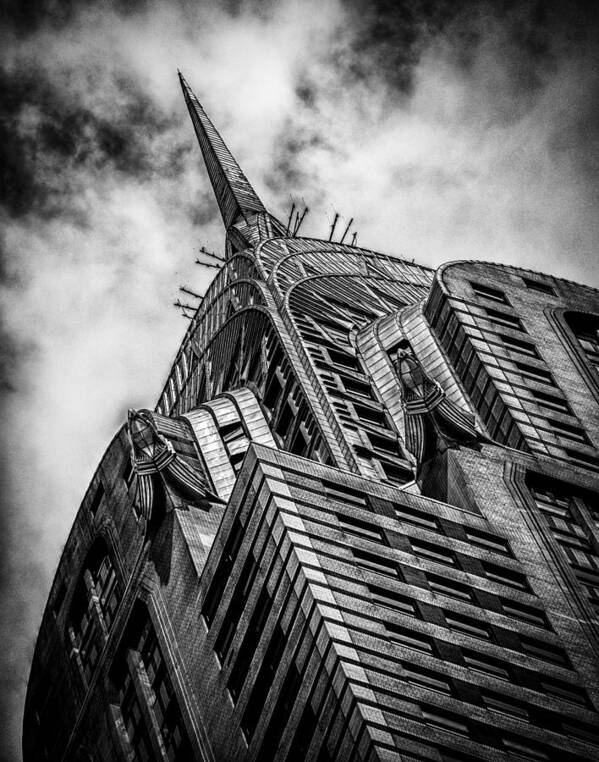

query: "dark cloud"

left=2, top=0, right=150, bottom=34
left=341, top=0, right=472, bottom=90
left=0, top=64, right=192, bottom=223
left=341, top=0, right=599, bottom=92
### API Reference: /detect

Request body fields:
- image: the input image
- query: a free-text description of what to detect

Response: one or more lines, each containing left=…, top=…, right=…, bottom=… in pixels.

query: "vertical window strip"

left=202, top=517, right=244, bottom=626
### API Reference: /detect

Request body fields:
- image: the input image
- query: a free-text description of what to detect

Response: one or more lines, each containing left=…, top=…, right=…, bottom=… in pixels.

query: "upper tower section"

left=178, top=72, right=286, bottom=252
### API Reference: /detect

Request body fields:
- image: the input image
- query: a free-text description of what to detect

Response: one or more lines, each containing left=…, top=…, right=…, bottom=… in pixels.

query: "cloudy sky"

left=1, top=0, right=598, bottom=758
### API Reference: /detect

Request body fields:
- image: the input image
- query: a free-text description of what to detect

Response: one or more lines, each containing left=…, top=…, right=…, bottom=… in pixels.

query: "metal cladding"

left=23, top=73, right=599, bottom=762
left=392, top=346, right=480, bottom=468
left=178, top=71, right=285, bottom=242
left=126, top=408, right=222, bottom=519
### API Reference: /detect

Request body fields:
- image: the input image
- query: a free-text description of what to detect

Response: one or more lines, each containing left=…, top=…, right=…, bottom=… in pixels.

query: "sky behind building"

left=2, top=1, right=599, bottom=759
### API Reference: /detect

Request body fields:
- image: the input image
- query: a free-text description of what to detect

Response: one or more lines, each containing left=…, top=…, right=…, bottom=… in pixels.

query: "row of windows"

left=435, top=291, right=597, bottom=464
left=218, top=419, right=249, bottom=472
left=469, top=285, right=599, bottom=449
left=329, top=512, right=576, bottom=679
left=528, top=475, right=599, bottom=612
left=470, top=277, right=556, bottom=305
left=294, top=311, right=414, bottom=485
left=68, top=540, right=122, bottom=685
left=62, top=538, right=194, bottom=759
left=386, top=617, right=590, bottom=705
left=436, top=309, right=525, bottom=449
left=383, top=631, right=597, bottom=759
left=259, top=327, right=331, bottom=463
left=114, top=606, right=193, bottom=761
left=325, top=483, right=512, bottom=556
left=200, top=479, right=597, bottom=760
left=388, top=640, right=598, bottom=758
left=566, top=312, right=599, bottom=377
left=342, top=511, right=525, bottom=595
left=374, top=574, right=556, bottom=660
left=201, top=517, right=335, bottom=762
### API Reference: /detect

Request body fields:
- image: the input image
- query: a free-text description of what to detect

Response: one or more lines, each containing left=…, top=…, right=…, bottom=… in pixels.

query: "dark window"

left=483, top=691, right=529, bottom=720
left=403, top=664, right=452, bottom=695
left=381, top=461, right=413, bottom=485
left=241, top=623, right=286, bottom=740
left=500, top=334, right=539, bottom=358
left=202, top=518, right=244, bottom=626
left=340, top=375, right=374, bottom=399
left=410, top=538, right=456, bottom=567
left=228, top=588, right=272, bottom=702
left=337, top=514, right=386, bottom=543
left=463, top=650, right=510, bottom=680
left=264, top=371, right=284, bottom=410
left=119, top=670, right=154, bottom=761
left=219, top=421, right=247, bottom=457
left=69, top=540, right=122, bottom=683
left=71, top=600, right=103, bottom=683
left=445, top=611, right=492, bottom=641
left=501, top=599, right=549, bottom=628
left=116, top=611, right=193, bottom=761
left=470, top=282, right=509, bottom=304
left=354, top=403, right=388, bottom=427
left=286, top=703, right=319, bottom=762
left=513, top=361, right=554, bottom=385
left=96, top=554, right=121, bottom=629
left=421, top=706, right=470, bottom=737
left=214, top=554, right=257, bottom=662
left=484, top=308, right=524, bottom=331
left=323, top=481, right=368, bottom=508
left=276, top=402, right=294, bottom=439
left=367, top=432, right=399, bottom=457
left=565, top=448, right=599, bottom=469
left=565, top=312, right=599, bottom=375
left=549, top=419, right=588, bottom=444
left=393, top=504, right=439, bottom=531
left=257, top=662, right=302, bottom=762
left=520, top=636, right=570, bottom=667
left=530, top=389, right=571, bottom=414
left=89, top=483, right=105, bottom=516
left=386, top=622, right=435, bottom=653
left=369, top=585, right=417, bottom=616
left=427, top=574, right=472, bottom=602
left=289, top=427, right=309, bottom=457
left=353, top=548, right=399, bottom=578
left=465, top=528, right=511, bottom=556
left=528, top=475, right=599, bottom=595
left=522, top=277, right=556, bottom=296
left=140, top=626, right=192, bottom=760
left=539, top=677, right=590, bottom=708
left=483, top=563, right=529, bottom=592
left=561, top=720, right=599, bottom=747
left=328, top=348, right=361, bottom=370
left=501, top=735, right=550, bottom=761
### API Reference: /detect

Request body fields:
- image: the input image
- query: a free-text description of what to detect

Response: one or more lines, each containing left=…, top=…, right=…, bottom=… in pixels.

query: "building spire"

left=178, top=71, right=283, bottom=242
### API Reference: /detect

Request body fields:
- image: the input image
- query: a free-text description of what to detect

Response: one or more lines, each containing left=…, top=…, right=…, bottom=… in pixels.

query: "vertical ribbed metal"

left=178, top=71, right=267, bottom=230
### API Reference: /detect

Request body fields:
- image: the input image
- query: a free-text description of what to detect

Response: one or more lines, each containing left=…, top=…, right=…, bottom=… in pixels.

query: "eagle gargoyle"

left=392, top=343, right=482, bottom=472
left=126, top=409, right=222, bottom=521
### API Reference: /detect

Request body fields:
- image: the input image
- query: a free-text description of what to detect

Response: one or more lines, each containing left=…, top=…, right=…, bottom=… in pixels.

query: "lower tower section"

left=194, top=444, right=599, bottom=761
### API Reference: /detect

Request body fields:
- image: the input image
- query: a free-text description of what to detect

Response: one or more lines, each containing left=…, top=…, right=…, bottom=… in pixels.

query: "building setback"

left=23, top=72, right=599, bottom=762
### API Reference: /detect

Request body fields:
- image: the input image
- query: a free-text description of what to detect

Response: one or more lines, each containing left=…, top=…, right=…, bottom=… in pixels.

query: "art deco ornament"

left=392, top=342, right=481, bottom=471
left=126, top=409, right=221, bottom=520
